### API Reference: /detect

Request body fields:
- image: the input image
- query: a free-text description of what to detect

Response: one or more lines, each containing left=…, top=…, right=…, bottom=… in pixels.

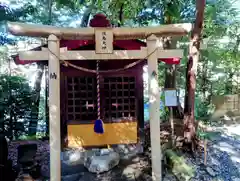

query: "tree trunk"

left=163, top=15, right=175, bottom=88
left=118, top=3, right=124, bottom=27
left=202, top=60, right=208, bottom=101
left=163, top=39, right=183, bottom=119
left=164, top=37, right=176, bottom=89
left=28, top=63, right=44, bottom=136
left=80, top=0, right=97, bottom=27
left=183, top=0, right=205, bottom=150
left=163, top=17, right=182, bottom=119
left=81, top=8, right=92, bottom=27
left=164, top=66, right=176, bottom=88
left=44, top=0, right=53, bottom=137
left=28, top=0, right=53, bottom=137
left=0, top=111, right=4, bottom=133
left=47, top=0, right=53, bottom=25
left=225, top=71, right=234, bottom=94
left=9, top=107, right=13, bottom=140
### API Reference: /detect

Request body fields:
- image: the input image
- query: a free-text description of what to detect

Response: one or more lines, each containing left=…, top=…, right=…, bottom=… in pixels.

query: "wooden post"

left=147, top=34, right=162, bottom=181
left=204, top=139, right=207, bottom=165
left=48, top=34, right=61, bottom=181
left=169, top=107, right=175, bottom=147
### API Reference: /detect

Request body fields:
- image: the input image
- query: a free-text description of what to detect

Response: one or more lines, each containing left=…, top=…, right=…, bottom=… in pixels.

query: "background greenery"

left=0, top=0, right=239, bottom=140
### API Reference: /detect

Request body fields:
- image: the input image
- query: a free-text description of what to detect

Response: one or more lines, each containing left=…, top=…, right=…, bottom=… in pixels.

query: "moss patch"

left=165, top=149, right=195, bottom=181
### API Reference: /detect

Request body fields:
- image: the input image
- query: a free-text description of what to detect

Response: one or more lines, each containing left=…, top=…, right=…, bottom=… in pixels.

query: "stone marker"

left=17, top=144, right=41, bottom=179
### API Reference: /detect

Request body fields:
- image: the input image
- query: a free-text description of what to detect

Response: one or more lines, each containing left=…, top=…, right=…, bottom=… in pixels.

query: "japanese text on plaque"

left=101, top=32, right=107, bottom=50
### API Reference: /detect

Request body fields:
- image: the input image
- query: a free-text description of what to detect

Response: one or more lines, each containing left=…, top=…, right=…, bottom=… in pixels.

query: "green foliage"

left=160, top=91, right=169, bottom=121
left=197, top=130, right=221, bottom=141
left=195, top=97, right=215, bottom=121
left=18, top=132, right=48, bottom=141
left=0, top=74, right=33, bottom=139
left=55, top=0, right=86, bottom=9
left=0, top=2, right=37, bottom=22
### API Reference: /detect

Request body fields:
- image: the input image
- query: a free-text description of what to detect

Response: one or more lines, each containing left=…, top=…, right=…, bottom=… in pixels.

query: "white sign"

left=164, top=89, right=177, bottom=107
left=95, top=28, right=113, bottom=54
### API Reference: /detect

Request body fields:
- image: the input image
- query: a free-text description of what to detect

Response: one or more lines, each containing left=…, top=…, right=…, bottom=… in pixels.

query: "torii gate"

left=7, top=18, right=192, bottom=181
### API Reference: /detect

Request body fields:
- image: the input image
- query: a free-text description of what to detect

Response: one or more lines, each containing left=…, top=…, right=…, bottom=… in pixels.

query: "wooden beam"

left=7, top=21, right=192, bottom=40
left=61, top=50, right=147, bottom=60
left=147, top=35, right=162, bottom=181
left=19, top=50, right=48, bottom=60
left=62, top=49, right=183, bottom=60
left=48, top=34, right=61, bottom=181
left=114, top=24, right=192, bottom=39
left=19, top=49, right=184, bottom=61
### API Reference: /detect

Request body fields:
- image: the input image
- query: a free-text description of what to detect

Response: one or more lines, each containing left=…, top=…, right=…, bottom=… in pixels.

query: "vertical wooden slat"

left=147, top=34, right=162, bottom=181
left=128, top=76, right=130, bottom=116
left=86, top=77, right=88, bottom=119
left=136, top=64, right=144, bottom=141
left=109, top=78, right=112, bottom=121
left=48, top=34, right=61, bottom=181
left=72, top=77, right=76, bottom=120
left=78, top=77, right=82, bottom=120
left=60, top=72, right=66, bottom=148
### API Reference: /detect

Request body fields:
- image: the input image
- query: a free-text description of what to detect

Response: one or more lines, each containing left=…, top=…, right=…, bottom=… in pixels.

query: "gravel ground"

left=182, top=124, right=240, bottom=181
left=8, top=124, right=240, bottom=181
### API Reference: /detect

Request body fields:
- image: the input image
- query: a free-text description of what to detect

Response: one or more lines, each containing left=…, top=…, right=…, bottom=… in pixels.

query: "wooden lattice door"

left=103, top=76, right=137, bottom=121
left=66, top=76, right=97, bottom=122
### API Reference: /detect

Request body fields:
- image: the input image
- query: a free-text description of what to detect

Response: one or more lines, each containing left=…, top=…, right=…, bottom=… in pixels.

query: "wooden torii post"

left=7, top=20, right=192, bottom=181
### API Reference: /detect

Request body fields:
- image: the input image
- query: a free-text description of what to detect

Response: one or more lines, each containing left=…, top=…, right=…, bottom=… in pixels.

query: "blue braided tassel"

left=94, top=119, right=104, bottom=134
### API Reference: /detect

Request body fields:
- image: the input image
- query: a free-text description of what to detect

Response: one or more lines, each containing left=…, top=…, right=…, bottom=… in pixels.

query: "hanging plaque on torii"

left=95, top=28, right=113, bottom=54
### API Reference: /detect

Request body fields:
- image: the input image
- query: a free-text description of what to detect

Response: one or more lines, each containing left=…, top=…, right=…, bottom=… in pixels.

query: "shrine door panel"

left=66, top=76, right=97, bottom=122
left=103, top=76, right=137, bottom=121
